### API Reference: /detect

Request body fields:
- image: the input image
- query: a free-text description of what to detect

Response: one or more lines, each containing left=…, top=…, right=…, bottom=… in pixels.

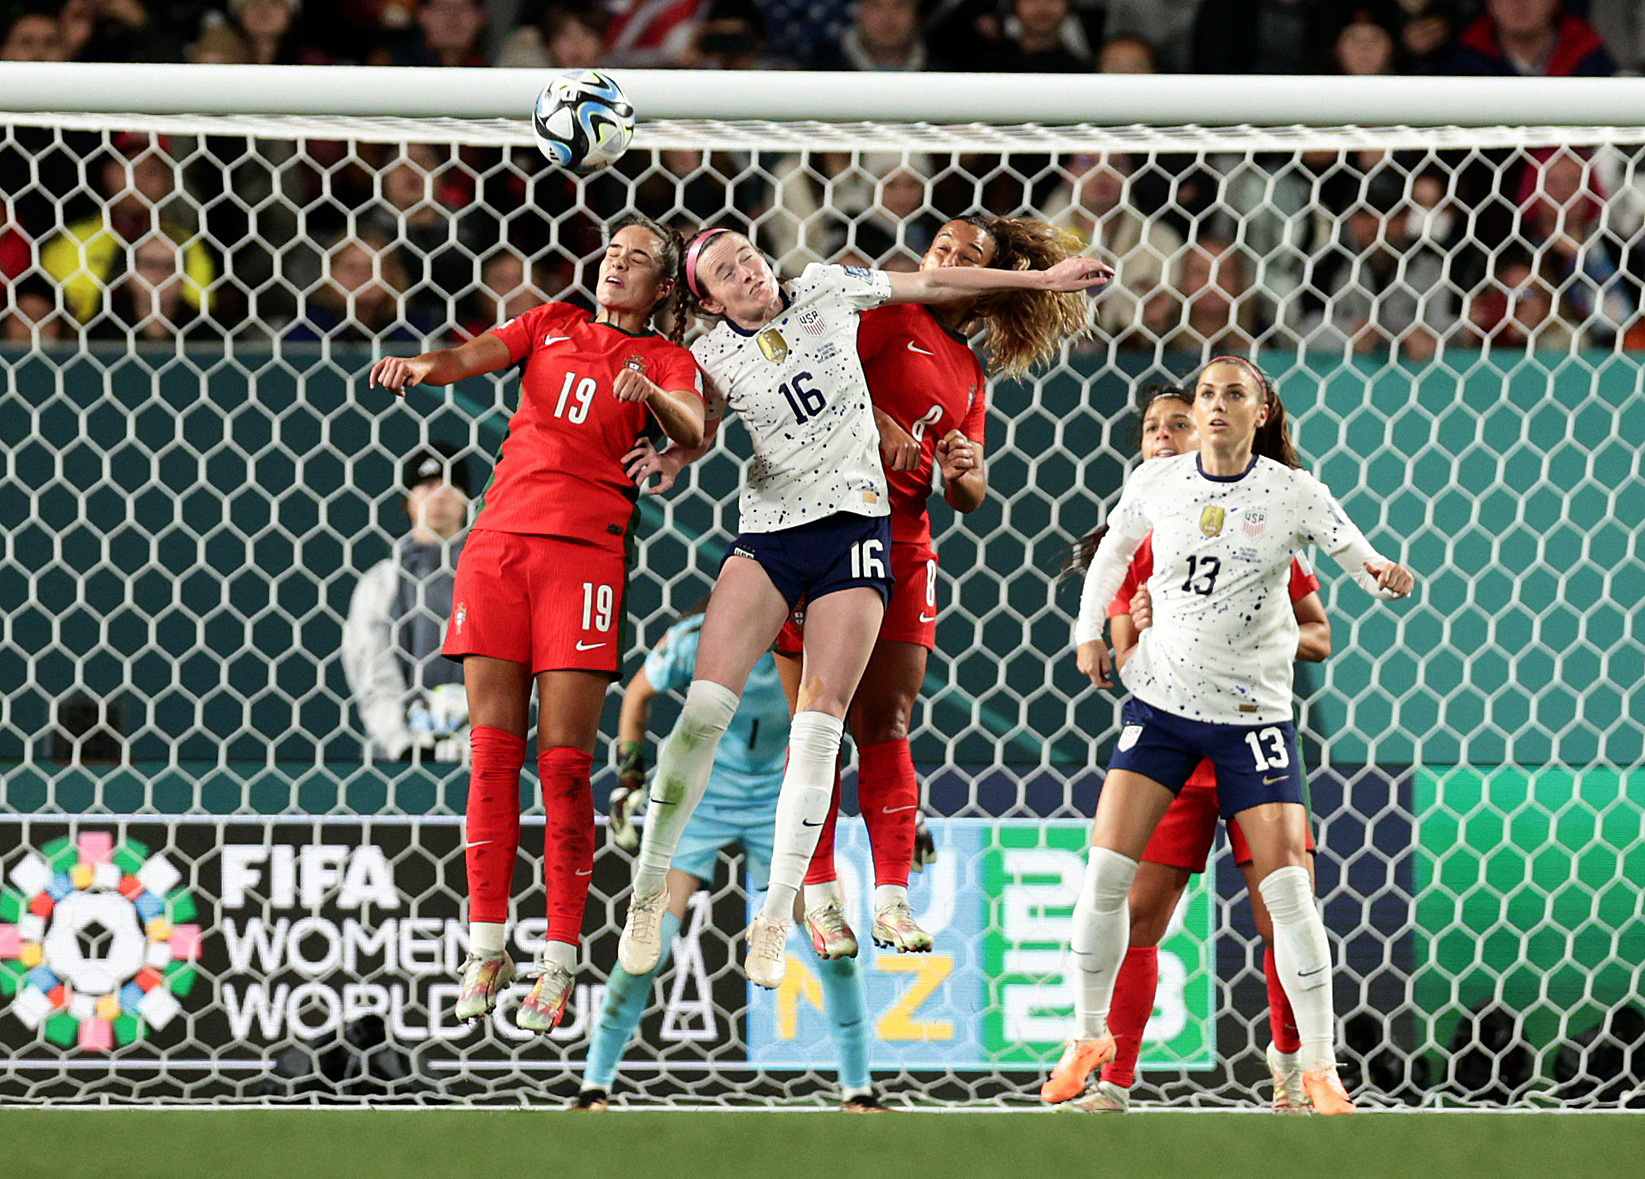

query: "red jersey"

left=855, top=304, right=988, bottom=546
left=473, top=303, right=701, bottom=554
left=1108, top=534, right=1320, bottom=618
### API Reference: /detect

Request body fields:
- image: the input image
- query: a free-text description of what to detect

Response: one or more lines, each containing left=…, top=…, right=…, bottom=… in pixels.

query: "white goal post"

left=0, top=63, right=1641, bottom=1109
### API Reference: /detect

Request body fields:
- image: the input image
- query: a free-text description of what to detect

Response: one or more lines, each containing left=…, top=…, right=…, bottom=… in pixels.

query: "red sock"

left=1265, top=944, right=1302, bottom=1054
left=539, top=746, right=595, bottom=947
left=465, top=726, right=526, bottom=925
left=803, top=758, right=842, bottom=887
left=1101, top=945, right=1158, bottom=1089
left=856, top=739, right=917, bottom=888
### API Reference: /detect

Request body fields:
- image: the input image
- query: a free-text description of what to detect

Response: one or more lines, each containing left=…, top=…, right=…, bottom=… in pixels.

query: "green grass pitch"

left=5, top=1109, right=1643, bottom=1179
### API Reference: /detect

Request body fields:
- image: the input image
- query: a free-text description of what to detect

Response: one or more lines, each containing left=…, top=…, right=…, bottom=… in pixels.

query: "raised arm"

left=613, top=365, right=707, bottom=450
left=1299, top=475, right=1416, bottom=601
left=369, top=333, right=514, bottom=394
left=885, top=256, right=1114, bottom=305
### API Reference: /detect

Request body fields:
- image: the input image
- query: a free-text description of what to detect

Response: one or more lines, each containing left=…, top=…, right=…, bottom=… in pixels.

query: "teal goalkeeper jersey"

left=644, top=616, right=789, bottom=810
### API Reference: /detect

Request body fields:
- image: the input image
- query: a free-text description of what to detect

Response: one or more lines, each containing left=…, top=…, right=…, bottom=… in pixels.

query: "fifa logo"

left=757, top=329, right=789, bottom=364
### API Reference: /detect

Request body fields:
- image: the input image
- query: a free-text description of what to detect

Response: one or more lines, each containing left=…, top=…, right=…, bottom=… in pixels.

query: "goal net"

left=1, top=64, right=1641, bottom=1108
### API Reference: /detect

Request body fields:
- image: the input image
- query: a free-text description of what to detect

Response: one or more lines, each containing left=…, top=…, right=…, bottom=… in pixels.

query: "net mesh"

left=2, top=103, right=1642, bottom=1108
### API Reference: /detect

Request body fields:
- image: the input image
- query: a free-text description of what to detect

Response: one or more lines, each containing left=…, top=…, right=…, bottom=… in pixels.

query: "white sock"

left=537, top=939, right=576, bottom=973
left=634, top=680, right=739, bottom=893
left=1258, top=865, right=1336, bottom=1071
left=872, top=884, right=907, bottom=912
left=805, top=879, right=845, bottom=912
left=469, top=922, right=506, bottom=956
left=1070, top=847, right=1138, bottom=1039
left=761, top=711, right=845, bottom=922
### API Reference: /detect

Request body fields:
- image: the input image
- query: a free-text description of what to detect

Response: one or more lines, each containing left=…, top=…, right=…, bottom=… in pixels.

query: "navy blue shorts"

left=1105, top=696, right=1306, bottom=819
left=723, top=511, right=894, bottom=610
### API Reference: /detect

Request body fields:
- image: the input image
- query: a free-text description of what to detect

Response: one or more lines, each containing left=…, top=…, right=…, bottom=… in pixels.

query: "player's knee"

left=675, top=680, right=740, bottom=744
left=1128, top=903, right=1172, bottom=947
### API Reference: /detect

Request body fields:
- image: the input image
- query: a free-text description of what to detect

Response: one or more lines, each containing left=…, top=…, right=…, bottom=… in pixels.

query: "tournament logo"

left=1199, top=506, right=1226, bottom=538
left=0, top=833, right=201, bottom=1052
left=757, top=329, right=789, bottom=364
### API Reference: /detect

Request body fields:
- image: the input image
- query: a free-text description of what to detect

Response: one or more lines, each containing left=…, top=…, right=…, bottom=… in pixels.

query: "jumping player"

left=615, top=228, right=1112, bottom=991
left=1048, top=355, right=1414, bottom=1115
left=367, top=216, right=705, bottom=1033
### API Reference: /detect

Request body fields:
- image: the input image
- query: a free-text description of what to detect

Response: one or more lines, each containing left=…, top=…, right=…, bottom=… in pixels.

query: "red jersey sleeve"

left=1288, top=554, right=1321, bottom=603
left=487, top=303, right=575, bottom=366
left=958, top=369, right=987, bottom=444
left=1107, top=533, right=1154, bottom=619
left=646, top=343, right=705, bottom=398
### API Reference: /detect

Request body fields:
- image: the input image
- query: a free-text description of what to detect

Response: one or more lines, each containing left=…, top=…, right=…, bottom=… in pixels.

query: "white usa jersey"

left=692, top=263, right=893, bottom=533
left=1074, top=454, right=1395, bottom=724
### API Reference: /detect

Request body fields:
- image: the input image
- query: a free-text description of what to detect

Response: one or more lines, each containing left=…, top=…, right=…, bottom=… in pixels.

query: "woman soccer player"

left=1047, top=355, right=1414, bottom=1116
left=787, top=215, right=1092, bottom=959
left=1067, top=382, right=1332, bottom=1115
left=616, top=228, right=1111, bottom=991
left=367, top=215, right=706, bottom=1033
left=577, top=607, right=882, bottom=1113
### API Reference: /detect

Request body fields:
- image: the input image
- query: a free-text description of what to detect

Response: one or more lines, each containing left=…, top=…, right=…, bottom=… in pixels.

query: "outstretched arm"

left=884, top=256, right=1114, bottom=305
left=369, top=333, right=514, bottom=393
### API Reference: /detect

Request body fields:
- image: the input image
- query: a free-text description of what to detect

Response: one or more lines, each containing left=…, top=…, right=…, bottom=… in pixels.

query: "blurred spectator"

left=1043, top=152, right=1185, bottom=349
left=822, top=0, right=933, bottom=70
left=1283, top=182, right=1456, bottom=360
left=830, top=153, right=939, bottom=269
left=58, top=0, right=185, bottom=62
left=286, top=228, right=431, bottom=343
left=1332, top=9, right=1398, bottom=74
left=343, top=443, right=471, bottom=763
left=1145, top=238, right=1257, bottom=357
left=1589, top=0, right=1645, bottom=73
left=985, top=0, right=1092, bottom=71
left=677, top=0, right=788, bottom=68
left=1102, top=0, right=1198, bottom=71
left=87, top=232, right=216, bottom=342
left=1, top=8, right=64, bottom=59
left=377, top=0, right=489, bottom=65
left=39, top=134, right=214, bottom=328
left=228, top=0, right=328, bottom=64
left=190, top=22, right=251, bottom=62
left=1096, top=32, right=1156, bottom=73
left=457, top=248, right=546, bottom=338
left=1516, top=146, right=1633, bottom=340
left=0, top=207, right=58, bottom=341
left=1394, top=0, right=1459, bottom=73
left=363, top=142, right=486, bottom=330
left=604, top=0, right=707, bottom=66
left=1462, top=247, right=1586, bottom=350
left=1449, top=0, right=1617, bottom=76
left=1191, top=0, right=1334, bottom=73
left=494, top=1, right=603, bottom=67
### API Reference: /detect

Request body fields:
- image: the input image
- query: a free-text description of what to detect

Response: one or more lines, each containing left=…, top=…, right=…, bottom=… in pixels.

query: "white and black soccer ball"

left=531, top=69, right=635, bottom=171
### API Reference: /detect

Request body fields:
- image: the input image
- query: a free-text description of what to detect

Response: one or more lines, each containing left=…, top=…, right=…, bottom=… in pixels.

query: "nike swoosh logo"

left=544, top=334, right=571, bottom=347
left=575, top=640, right=607, bottom=651
left=801, top=818, right=823, bottom=827
left=1263, top=774, right=1288, bottom=785
left=907, top=342, right=935, bottom=356
left=574, top=869, right=592, bottom=877
left=464, top=841, right=492, bottom=849
left=1298, top=966, right=1327, bottom=977
left=882, top=804, right=917, bottom=814
left=918, top=612, right=937, bottom=623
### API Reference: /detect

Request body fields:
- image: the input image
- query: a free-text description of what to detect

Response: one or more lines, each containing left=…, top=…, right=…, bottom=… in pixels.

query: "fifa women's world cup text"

left=1046, top=356, right=1414, bottom=1116
left=615, top=227, right=1112, bottom=992
left=367, top=216, right=705, bottom=1034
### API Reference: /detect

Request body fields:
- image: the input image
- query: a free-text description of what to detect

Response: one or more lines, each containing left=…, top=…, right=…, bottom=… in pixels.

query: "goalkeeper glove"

left=911, top=813, right=938, bottom=873
left=609, top=739, right=647, bottom=852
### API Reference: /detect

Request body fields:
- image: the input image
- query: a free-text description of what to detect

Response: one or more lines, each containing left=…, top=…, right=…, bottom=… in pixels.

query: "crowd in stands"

left=2, top=0, right=1643, bottom=355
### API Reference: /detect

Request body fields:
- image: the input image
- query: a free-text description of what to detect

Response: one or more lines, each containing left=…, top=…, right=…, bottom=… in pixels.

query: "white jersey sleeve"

left=1072, top=465, right=1160, bottom=646
left=1293, top=468, right=1403, bottom=598
left=690, top=264, right=894, bottom=533
left=341, top=558, right=414, bottom=759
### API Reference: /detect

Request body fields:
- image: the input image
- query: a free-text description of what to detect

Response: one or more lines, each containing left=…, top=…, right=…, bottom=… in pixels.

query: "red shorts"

left=1141, top=761, right=1316, bottom=873
left=775, top=540, right=937, bottom=657
left=442, top=529, right=626, bottom=676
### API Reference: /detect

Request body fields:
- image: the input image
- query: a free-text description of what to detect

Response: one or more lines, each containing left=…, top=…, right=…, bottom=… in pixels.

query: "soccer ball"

left=531, top=69, right=635, bottom=171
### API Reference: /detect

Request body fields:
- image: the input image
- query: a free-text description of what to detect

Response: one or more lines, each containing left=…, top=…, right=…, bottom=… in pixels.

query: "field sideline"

left=5, top=1109, right=1642, bottom=1179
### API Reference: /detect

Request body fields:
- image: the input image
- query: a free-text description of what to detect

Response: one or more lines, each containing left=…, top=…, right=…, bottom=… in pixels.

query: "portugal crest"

left=1199, top=506, right=1226, bottom=537
left=757, top=329, right=789, bottom=364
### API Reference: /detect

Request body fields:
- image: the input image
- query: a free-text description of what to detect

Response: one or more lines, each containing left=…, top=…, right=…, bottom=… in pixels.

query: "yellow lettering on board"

left=875, top=955, right=954, bottom=1041
left=775, top=958, right=824, bottom=1041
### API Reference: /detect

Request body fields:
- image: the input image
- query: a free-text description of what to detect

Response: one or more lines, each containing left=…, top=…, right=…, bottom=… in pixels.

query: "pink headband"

left=684, top=228, right=732, bottom=299
left=1206, top=354, right=1270, bottom=395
